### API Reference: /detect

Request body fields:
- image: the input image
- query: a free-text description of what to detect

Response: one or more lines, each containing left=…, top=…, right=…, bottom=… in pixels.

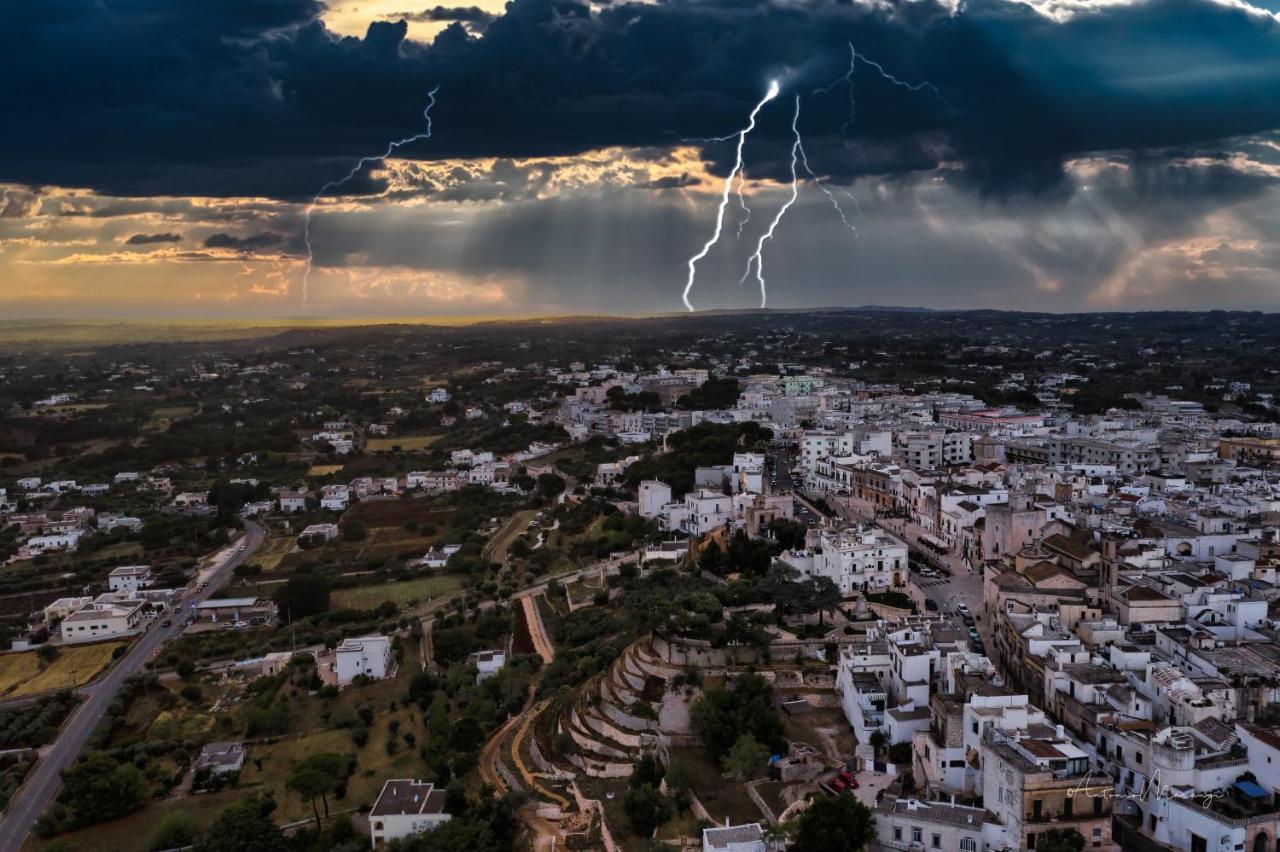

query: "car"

left=968, top=627, right=980, bottom=640
left=962, top=613, right=975, bottom=627
left=237, top=544, right=246, bottom=552
left=956, top=603, right=970, bottom=615
left=232, top=620, right=248, bottom=629
left=160, top=619, right=172, bottom=628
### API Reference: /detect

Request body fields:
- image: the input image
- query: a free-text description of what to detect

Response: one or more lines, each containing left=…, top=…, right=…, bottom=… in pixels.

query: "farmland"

left=365, top=434, right=440, bottom=452
left=0, top=641, right=125, bottom=698
left=332, top=574, right=467, bottom=610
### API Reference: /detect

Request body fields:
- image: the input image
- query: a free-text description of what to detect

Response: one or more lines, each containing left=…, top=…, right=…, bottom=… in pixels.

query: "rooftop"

left=370, top=779, right=449, bottom=817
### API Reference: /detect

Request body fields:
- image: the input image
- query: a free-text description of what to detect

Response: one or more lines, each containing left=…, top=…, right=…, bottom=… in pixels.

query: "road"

left=0, top=520, right=265, bottom=852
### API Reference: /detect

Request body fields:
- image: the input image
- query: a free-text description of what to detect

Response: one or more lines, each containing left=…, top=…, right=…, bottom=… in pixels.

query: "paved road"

left=0, top=520, right=265, bottom=852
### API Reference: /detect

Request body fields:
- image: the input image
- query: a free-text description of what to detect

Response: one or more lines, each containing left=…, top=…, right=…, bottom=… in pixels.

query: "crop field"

left=252, top=536, right=297, bottom=572
left=0, top=641, right=125, bottom=697
left=307, top=463, right=345, bottom=477
left=345, top=499, right=454, bottom=529
left=365, top=434, right=441, bottom=452
left=332, top=574, right=466, bottom=610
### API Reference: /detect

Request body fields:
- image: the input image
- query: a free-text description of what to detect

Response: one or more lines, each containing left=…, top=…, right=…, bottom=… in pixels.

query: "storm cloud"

left=3, top=0, right=1280, bottom=199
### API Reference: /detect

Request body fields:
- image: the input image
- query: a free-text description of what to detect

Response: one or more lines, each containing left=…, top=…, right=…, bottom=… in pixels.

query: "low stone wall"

left=651, top=632, right=833, bottom=668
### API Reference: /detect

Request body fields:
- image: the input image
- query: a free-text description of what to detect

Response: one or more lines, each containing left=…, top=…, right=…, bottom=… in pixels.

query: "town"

left=0, top=308, right=1277, bottom=852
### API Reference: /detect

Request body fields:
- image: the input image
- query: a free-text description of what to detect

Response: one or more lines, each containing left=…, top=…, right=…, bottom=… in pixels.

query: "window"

left=1063, top=798, right=1072, bottom=818
left=1028, top=833, right=1037, bottom=850
left=1094, top=796, right=1104, bottom=817
left=894, top=827, right=902, bottom=841
left=1033, top=800, right=1043, bottom=820
left=960, top=840, right=977, bottom=852
left=932, top=834, right=941, bottom=848
left=912, top=827, right=922, bottom=843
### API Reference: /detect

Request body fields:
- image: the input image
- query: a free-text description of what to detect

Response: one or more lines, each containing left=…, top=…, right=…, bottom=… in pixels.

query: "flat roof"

left=195, top=597, right=259, bottom=608
left=370, top=779, right=448, bottom=817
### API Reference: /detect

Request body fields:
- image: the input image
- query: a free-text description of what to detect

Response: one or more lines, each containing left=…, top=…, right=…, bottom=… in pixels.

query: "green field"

left=332, top=574, right=467, bottom=610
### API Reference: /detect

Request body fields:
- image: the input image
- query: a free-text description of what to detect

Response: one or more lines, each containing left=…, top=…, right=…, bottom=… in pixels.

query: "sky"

left=2, top=0, right=1280, bottom=318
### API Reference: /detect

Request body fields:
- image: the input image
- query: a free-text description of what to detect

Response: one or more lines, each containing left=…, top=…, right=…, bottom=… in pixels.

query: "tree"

left=150, top=811, right=198, bottom=851
left=286, top=752, right=344, bottom=831
left=622, top=783, right=672, bottom=837
left=698, top=539, right=724, bottom=574
left=631, top=752, right=665, bottom=789
left=536, top=473, right=566, bottom=500
left=273, top=576, right=329, bottom=618
left=59, top=751, right=145, bottom=827
left=690, top=673, right=785, bottom=760
left=196, top=795, right=287, bottom=852
left=869, top=729, right=886, bottom=758
left=1039, top=828, right=1086, bottom=852
left=722, top=733, right=769, bottom=781
left=804, top=576, right=843, bottom=626
left=342, top=520, right=367, bottom=542
left=790, top=794, right=875, bottom=852
left=664, top=758, right=693, bottom=813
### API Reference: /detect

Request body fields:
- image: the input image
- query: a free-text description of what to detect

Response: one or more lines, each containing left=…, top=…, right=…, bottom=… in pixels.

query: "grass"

left=0, top=641, right=125, bottom=697
left=332, top=574, right=467, bottom=611
left=366, top=434, right=441, bottom=452
left=94, top=541, right=144, bottom=561
left=307, top=464, right=345, bottom=477
left=252, top=536, right=297, bottom=572
left=238, top=709, right=427, bottom=823
left=668, top=746, right=762, bottom=826
left=483, top=509, right=538, bottom=564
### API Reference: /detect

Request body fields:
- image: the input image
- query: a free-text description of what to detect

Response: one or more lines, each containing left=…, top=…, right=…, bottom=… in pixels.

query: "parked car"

left=956, top=603, right=970, bottom=616
left=962, top=613, right=976, bottom=627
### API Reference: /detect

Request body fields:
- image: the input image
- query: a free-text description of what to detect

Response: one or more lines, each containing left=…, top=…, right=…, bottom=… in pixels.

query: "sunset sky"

left=3, top=0, right=1280, bottom=318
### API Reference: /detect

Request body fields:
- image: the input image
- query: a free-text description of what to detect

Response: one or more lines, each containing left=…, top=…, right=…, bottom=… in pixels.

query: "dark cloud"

left=203, top=231, right=285, bottom=250
left=1, top=0, right=1280, bottom=200
left=125, top=232, right=182, bottom=245
left=0, top=187, right=40, bottom=218
left=384, top=6, right=494, bottom=24
left=637, top=174, right=701, bottom=190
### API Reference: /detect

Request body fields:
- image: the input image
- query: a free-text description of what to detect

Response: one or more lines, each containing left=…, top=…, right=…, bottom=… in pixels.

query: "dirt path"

left=521, top=595, right=555, bottom=665
left=483, top=509, right=537, bottom=565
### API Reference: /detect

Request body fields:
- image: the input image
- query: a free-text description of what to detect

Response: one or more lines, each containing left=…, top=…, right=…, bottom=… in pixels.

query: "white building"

left=638, top=480, right=672, bottom=519
left=873, top=798, right=999, bottom=852
left=701, top=823, right=765, bottom=852
left=320, top=484, right=350, bottom=511
left=107, top=565, right=152, bottom=593
left=278, top=490, right=308, bottom=513
left=789, top=525, right=908, bottom=595
left=299, top=523, right=340, bottom=544
left=472, top=649, right=506, bottom=683
left=369, top=779, right=451, bottom=847
left=335, top=635, right=393, bottom=685
left=60, top=599, right=145, bottom=644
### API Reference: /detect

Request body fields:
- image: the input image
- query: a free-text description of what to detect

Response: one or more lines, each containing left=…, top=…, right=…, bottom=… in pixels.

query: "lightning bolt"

left=301, top=86, right=440, bottom=309
left=682, top=79, right=780, bottom=312
left=740, top=95, right=802, bottom=308
left=816, top=43, right=944, bottom=133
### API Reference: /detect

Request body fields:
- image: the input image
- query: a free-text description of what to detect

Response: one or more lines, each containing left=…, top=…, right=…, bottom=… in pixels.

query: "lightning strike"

left=739, top=95, right=803, bottom=308
left=301, top=86, right=440, bottom=309
left=681, top=79, right=780, bottom=312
